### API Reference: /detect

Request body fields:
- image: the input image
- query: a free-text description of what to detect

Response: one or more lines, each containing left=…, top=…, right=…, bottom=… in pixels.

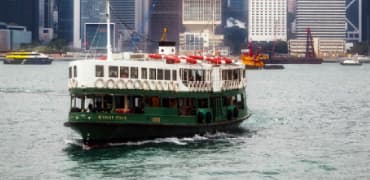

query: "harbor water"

left=0, top=62, right=369, bottom=179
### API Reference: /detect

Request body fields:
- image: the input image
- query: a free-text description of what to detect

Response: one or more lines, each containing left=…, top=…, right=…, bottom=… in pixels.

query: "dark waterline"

left=0, top=62, right=369, bottom=179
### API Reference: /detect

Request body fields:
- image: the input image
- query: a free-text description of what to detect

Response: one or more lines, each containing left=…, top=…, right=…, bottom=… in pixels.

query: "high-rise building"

left=39, top=0, right=58, bottom=42
left=291, top=0, right=347, bottom=57
left=149, top=0, right=182, bottom=52
left=75, top=0, right=142, bottom=50
left=346, top=0, right=362, bottom=42
left=296, top=0, right=346, bottom=39
left=0, top=0, right=39, bottom=40
left=223, top=0, right=247, bottom=21
left=248, top=0, right=287, bottom=42
left=180, top=0, right=223, bottom=54
left=57, top=0, right=74, bottom=43
left=362, top=0, right=370, bottom=43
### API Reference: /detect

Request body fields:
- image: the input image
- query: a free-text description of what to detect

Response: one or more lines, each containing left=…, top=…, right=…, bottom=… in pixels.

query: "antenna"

left=106, top=0, right=112, bottom=61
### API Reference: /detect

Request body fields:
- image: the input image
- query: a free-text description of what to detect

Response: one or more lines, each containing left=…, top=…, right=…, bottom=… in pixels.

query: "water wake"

left=64, top=132, right=240, bottom=150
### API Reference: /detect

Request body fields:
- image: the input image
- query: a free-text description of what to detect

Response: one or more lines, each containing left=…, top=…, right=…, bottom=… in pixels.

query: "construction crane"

left=305, top=28, right=316, bottom=58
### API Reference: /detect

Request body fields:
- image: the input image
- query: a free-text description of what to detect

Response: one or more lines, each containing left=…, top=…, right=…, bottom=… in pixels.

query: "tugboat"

left=3, top=52, right=52, bottom=64
left=64, top=0, right=250, bottom=145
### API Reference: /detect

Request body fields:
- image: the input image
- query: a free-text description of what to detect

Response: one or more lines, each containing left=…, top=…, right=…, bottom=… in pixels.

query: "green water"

left=0, top=62, right=369, bottom=179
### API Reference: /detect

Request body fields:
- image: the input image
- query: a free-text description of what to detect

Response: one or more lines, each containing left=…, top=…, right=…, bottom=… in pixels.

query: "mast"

left=212, top=0, right=215, bottom=55
left=106, top=0, right=112, bottom=61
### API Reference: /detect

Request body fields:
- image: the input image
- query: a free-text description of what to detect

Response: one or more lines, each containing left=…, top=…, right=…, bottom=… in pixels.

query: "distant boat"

left=3, top=52, right=52, bottom=65
left=340, top=55, right=362, bottom=66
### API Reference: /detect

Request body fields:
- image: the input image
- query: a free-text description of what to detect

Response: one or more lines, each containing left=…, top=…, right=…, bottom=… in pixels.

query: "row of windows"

left=96, top=65, right=177, bottom=81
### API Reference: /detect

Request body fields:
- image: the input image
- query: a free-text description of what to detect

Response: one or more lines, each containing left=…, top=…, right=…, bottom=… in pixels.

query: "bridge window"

left=120, top=66, right=129, bottom=78
left=157, top=69, right=163, bottom=80
left=73, top=66, right=77, bottom=77
left=149, top=68, right=156, bottom=80
left=69, top=67, right=72, bottom=78
left=95, top=65, right=104, bottom=77
left=130, top=67, right=138, bottom=79
left=109, top=66, right=118, bottom=78
left=172, top=70, right=177, bottom=80
left=141, top=68, right=147, bottom=79
left=164, top=70, right=171, bottom=80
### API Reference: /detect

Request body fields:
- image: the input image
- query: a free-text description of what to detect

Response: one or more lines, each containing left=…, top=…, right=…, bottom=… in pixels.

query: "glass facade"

left=183, top=0, right=221, bottom=24
left=57, top=0, right=73, bottom=42
left=80, top=0, right=136, bottom=50
left=0, top=0, right=39, bottom=40
left=296, top=0, right=346, bottom=39
left=248, top=0, right=287, bottom=41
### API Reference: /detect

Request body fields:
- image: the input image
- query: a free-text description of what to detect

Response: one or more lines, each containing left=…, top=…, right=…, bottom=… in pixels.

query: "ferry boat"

left=3, top=52, right=52, bottom=64
left=64, top=0, right=250, bottom=145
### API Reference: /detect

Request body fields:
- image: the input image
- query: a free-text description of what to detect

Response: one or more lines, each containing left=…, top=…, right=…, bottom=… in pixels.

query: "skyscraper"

left=248, top=0, right=287, bottom=42
left=345, top=0, right=362, bottom=42
left=180, top=0, right=223, bottom=53
left=296, top=0, right=346, bottom=39
left=75, top=0, right=140, bottom=50
left=291, top=0, right=347, bottom=57
left=0, top=0, right=39, bottom=40
left=362, top=0, right=370, bottom=43
left=149, top=0, right=182, bottom=49
left=57, top=0, right=74, bottom=43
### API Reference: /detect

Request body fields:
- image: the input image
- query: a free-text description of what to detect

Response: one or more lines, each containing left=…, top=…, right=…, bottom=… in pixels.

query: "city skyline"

left=0, top=0, right=370, bottom=56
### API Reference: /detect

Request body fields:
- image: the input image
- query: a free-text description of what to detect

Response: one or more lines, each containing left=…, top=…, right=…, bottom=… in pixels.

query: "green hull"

left=65, top=114, right=250, bottom=144
left=66, top=88, right=250, bottom=144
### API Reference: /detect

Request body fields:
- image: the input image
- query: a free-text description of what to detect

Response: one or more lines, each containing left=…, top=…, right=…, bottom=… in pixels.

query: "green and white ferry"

left=64, top=0, right=250, bottom=145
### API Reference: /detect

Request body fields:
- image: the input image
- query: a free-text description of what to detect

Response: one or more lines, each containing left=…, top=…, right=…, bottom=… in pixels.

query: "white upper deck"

left=68, top=53, right=247, bottom=93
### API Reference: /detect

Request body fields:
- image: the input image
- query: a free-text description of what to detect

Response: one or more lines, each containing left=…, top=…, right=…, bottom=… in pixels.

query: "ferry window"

left=149, top=68, right=156, bottom=80
left=73, top=66, right=77, bottom=77
left=172, top=70, right=177, bottom=81
left=141, top=68, right=147, bottom=79
left=198, top=98, right=208, bottom=108
left=120, top=66, right=129, bottom=78
left=222, top=70, right=226, bottom=80
left=95, top=65, right=104, bottom=77
left=109, top=66, right=118, bottom=78
left=223, top=96, right=234, bottom=106
left=130, top=67, right=138, bottom=79
left=195, top=70, right=203, bottom=81
left=228, top=70, right=233, bottom=80
left=236, top=94, right=244, bottom=109
left=69, top=67, right=72, bottom=78
left=71, top=96, right=84, bottom=112
left=189, top=70, right=195, bottom=81
left=145, top=96, right=160, bottom=107
left=164, top=70, right=171, bottom=80
left=157, top=69, right=163, bottom=80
